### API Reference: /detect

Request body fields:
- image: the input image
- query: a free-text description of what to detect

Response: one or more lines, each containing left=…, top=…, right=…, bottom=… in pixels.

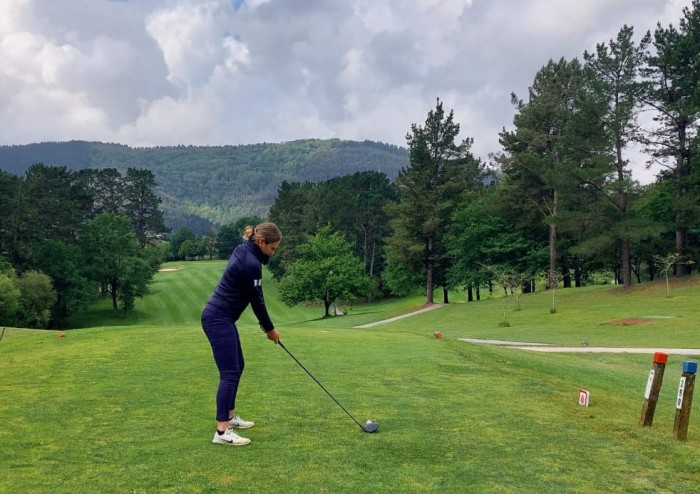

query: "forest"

left=1, top=3, right=700, bottom=326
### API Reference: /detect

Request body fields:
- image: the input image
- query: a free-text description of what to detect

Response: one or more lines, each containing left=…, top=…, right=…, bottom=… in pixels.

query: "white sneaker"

left=228, top=414, right=255, bottom=429
left=212, top=428, right=251, bottom=446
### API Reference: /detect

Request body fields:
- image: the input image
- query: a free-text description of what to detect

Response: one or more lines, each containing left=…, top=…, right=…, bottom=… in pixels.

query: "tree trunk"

left=574, top=258, right=582, bottom=288
left=675, top=125, right=689, bottom=276
left=324, top=298, right=331, bottom=317
left=426, top=237, right=434, bottom=304
left=616, top=133, right=632, bottom=288
left=442, top=287, right=448, bottom=304
left=621, top=237, right=631, bottom=288
left=467, top=284, right=473, bottom=302
left=561, top=254, right=571, bottom=288
left=476, top=285, right=481, bottom=301
left=111, top=279, right=118, bottom=310
left=548, top=191, right=558, bottom=289
left=548, top=223, right=557, bottom=289
left=676, top=227, right=689, bottom=275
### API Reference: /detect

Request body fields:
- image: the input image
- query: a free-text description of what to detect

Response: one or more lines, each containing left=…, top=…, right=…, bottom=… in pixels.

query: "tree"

left=581, top=25, right=651, bottom=287
left=117, top=257, right=152, bottom=314
left=313, top=172, right=398, bottom=277
left=641, top=1, right=700, bottom=275
left=8, top=164, right=91, bottom=271
left=201, top=229, right=217, bottom=260
left=81, top=213, right=155, bottom=313
left=216, top=216, right=264, bottom=259
left=169, top=226, right=197, bottom=261
left=278, top=226, right=372, bottom=317
left=76, top=168, right=125, bottom=216
left=216, top=224, right=240, bottom=259
left=15, top=271, right=56, bottom=328
left=447, top=185, right=540, bottom=299
left=122, top=168, right=166, bottom=247
left=0, top=272, right=20, bottom=326
left=499, top=58, right=588, bottom=289
left=269, top=174, right=397, bottom=285
left=35, top=239, right=94, bottom=326
left=386, top=98, right=482, bottom=303
left=268, top=180, right=317, bottom=278
left=179, top=238, right=203, bottom=260
left=482, top=264, right=523, bottom=326
left=654, top=252, right=683, bottom=296
left=0, top=171, right=21, bottom=260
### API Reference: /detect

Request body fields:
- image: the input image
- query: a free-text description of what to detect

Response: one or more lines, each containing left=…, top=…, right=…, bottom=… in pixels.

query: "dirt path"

left=355, top=304, right=446, bottom=328
left=460, top=338, right=700, bottom=355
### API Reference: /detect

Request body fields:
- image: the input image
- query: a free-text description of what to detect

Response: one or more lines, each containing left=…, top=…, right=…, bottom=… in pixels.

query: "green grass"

left=1, top=262, right=700, bottom=493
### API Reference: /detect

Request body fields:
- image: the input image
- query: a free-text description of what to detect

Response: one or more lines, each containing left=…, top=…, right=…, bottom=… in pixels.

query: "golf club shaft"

left=278, top=341, right=364, bottom=429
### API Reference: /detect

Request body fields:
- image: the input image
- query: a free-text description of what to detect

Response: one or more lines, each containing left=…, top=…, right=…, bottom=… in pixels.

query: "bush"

left=0, top=273, right=20, bottom=325
left=587, top=271, right=612, bottom=285
left=16, top=271, right=57, bottom=328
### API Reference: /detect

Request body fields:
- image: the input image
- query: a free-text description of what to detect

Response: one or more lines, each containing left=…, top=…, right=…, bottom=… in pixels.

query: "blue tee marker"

left=683, top=361, right=698, bottom=374
left=673, top=360, right=697, bottom=440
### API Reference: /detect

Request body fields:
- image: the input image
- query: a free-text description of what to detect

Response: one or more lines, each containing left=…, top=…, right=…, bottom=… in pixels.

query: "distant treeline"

left=0, top=139, right=409, bottom=233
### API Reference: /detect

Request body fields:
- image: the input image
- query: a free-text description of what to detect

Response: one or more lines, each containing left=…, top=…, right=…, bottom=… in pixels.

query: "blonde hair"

left=243, top=222, right=282, bottom=244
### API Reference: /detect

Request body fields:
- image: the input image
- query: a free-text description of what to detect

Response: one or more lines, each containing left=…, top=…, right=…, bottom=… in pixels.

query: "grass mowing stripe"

left=167, top=274, right=206, bottom=325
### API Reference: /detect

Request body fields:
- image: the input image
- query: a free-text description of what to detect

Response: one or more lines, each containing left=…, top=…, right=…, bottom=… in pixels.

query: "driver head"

left=362, top=421, right=379, bottom=433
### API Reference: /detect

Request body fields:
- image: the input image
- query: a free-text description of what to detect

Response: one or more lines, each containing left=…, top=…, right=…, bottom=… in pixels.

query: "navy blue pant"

left=201, top=304, right=245, bottom=422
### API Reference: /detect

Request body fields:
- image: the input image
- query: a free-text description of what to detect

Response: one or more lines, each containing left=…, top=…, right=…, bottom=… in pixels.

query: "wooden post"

left=640, top=352, right=668, bottom=427
left=673, top=361, right=697, bottom=440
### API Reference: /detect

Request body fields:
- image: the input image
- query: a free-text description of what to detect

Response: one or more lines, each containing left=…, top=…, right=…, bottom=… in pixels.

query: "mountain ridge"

left=0, top=139, right=409, bottom=233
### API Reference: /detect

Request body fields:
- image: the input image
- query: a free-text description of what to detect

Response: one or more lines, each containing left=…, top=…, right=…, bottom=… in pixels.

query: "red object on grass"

left=434, top=332, right=443, bottom=339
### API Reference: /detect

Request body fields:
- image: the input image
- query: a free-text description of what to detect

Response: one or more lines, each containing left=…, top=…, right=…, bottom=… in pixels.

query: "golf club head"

left=362, top=420, right=379, bottom=433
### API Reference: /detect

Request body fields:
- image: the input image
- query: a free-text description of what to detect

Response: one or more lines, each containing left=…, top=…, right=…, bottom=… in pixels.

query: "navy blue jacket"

left=206, top=240, right=275, bottom=331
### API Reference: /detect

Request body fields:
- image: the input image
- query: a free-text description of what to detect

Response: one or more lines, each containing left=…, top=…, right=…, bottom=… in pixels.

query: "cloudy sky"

left=0, top=0, right=693, bottom=182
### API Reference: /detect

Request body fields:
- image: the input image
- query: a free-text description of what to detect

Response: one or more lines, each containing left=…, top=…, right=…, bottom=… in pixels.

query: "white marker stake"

left=676, top=377, right=686, bottom=410
left=644, top=370, right=655, bottom=400
left=578, top=389, right=590, bottom=407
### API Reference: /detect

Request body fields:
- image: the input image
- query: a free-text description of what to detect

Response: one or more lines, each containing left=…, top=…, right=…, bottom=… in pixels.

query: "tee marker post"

left=640, top=352, right=668, bottom=427
left=673, top=361, right=697, bottom=440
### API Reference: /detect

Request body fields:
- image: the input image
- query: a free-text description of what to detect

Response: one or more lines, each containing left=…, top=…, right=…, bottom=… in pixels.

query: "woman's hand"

left=266, top=328, right=280, bottom=344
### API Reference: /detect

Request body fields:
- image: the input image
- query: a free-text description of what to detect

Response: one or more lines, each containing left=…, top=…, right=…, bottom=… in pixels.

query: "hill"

left=0, top=139, right=409, bottom=233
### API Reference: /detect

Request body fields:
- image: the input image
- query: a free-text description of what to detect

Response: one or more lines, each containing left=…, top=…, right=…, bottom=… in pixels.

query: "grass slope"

left=1, top=263, right=700, bottom=493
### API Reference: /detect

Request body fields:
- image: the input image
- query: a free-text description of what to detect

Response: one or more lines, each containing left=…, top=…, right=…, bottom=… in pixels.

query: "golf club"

left=278, top=341, right=379, bottom=433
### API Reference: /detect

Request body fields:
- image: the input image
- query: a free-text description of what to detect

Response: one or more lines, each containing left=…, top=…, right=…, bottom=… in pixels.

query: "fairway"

left=1, top=262, right=700, bottom=493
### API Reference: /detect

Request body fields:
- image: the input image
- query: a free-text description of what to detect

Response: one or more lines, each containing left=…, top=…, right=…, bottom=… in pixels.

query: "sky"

left=0, top=0, right=694, bottom=183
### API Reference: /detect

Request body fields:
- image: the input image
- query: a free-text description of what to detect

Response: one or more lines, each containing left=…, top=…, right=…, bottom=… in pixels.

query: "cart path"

left=460, top=338, right=700, bottom=355
left=354, top=304, right=446, bottom=328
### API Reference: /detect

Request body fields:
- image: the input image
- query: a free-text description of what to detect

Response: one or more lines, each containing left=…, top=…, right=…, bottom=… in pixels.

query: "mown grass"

left=1, top=262, right=700, bottom=493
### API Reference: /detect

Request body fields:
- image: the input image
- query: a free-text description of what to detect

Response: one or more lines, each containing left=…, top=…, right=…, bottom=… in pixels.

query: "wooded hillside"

left=0, top=139, right=408, bottom=232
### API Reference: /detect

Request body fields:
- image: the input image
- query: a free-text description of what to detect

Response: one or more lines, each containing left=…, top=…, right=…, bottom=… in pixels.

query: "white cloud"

left=0, top=0, right=695, bottom=183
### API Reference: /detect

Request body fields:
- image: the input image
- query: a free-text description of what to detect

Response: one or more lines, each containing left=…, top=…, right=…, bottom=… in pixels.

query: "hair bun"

left=242, top=225, right=255, bottom=240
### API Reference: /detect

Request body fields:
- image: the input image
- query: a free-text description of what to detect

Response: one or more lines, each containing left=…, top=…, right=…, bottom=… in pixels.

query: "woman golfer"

left=201, top=222, right=281, bottom=446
